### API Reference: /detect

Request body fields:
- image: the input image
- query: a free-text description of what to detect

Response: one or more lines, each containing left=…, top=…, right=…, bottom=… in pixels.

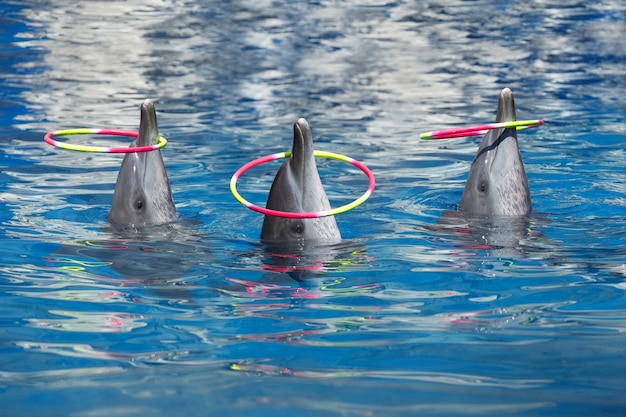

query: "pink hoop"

left=230, top=151, right=375, bottom=218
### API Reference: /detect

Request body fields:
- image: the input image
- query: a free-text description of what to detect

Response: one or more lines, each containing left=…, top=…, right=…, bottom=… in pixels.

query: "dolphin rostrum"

left=459, top=88, right=531, bottom=216
left=107, top=99, right=177, bottom=230
left=260, top=118, right=341, bottom=246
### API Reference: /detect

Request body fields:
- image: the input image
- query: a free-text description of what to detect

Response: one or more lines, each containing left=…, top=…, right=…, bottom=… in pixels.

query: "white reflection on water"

left=14, top=0, right=624, bottom=135
left=25, top=310, right=147, bottom=333
left=15, top=1, right=176, bottom=129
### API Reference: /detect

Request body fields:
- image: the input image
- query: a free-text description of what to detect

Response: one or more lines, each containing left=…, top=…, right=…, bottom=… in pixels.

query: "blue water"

left=1, top=1, right=625, bottom=416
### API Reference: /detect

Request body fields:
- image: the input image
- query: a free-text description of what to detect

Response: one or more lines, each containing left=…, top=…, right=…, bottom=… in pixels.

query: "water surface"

left=1, top=1, right=625, bottom=416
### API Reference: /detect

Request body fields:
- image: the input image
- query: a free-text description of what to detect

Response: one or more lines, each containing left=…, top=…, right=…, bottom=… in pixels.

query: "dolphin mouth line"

left=140, top=153, right=149, bottom=186
left=471, top=129, right=511, bottom=165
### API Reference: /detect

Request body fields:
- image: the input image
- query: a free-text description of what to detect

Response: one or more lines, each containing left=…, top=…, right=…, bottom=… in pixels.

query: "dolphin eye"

left=135, top=199, right=144, bottom=211
left=478, top=182, right=487, bottom=193
left=292, top=222, right=304, bottom=235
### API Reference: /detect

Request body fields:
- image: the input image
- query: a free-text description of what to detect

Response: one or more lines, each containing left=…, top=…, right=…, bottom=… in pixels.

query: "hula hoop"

left=230, top=150, right=375, bottom=218
left=44, top=129, right=167, bottom=153
left=420, top=119, right=543, bottom=140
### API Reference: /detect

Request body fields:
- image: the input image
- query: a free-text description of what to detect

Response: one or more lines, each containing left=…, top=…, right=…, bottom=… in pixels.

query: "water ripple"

left=230, top=362, right=552, bottom=388
left=25, top=310, right=146, bottom=333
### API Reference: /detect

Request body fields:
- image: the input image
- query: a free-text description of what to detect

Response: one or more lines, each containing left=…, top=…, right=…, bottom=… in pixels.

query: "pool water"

left=1, top=1, right=625, bottom=416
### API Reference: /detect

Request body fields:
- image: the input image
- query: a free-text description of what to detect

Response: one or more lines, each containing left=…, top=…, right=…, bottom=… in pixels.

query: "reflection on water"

left=14, top=0, right=624, bottom=135
left=1, top=0, right=625, bottom=416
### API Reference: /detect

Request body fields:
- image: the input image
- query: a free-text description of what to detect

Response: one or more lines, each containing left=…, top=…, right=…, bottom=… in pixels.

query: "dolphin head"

left=107, top=99, right=177, bottom=230
left=260, top=118, right=341, bottom=246
left=459, top=88, right=531, bottom=216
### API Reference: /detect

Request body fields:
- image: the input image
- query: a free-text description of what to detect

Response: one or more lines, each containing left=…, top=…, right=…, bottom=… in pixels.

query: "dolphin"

left=107, top=99, right=177, bottom=230
left=459, top=88, right=531, bottom=216
left=260, top=118, right=341, bottom=246
left=429, top=88, right=535, bottom=266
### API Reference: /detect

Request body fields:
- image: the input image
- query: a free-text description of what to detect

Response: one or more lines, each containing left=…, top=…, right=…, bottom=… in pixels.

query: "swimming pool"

left=1, top=1, right=624, bottom=416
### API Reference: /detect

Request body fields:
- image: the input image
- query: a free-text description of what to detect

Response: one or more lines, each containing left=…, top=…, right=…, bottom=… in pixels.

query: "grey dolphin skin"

left=260, top=118, right=341, bottom=246
left=459, top=88, right=531, bottom=216
left=107, top=99, right=177, bottom=230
